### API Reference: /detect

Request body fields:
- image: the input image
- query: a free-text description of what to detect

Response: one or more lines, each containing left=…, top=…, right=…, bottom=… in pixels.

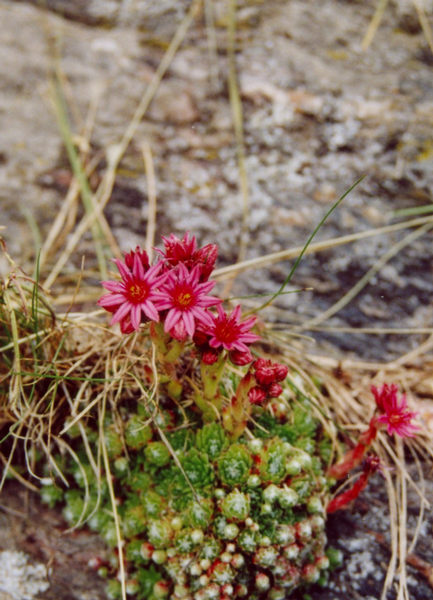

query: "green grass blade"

left=392, top=204, right=433, bottom=218
left=253, top=176, right=365, bottom=313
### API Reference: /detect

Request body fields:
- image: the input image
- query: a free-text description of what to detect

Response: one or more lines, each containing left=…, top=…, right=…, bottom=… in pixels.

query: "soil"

left=1, top=1, right=433, bottom=599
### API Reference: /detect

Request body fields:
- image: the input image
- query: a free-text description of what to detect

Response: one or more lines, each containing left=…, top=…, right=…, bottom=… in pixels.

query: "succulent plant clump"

left=43, top=391, right=335, bottom=600
left=36, top=233, right=419, bottom=599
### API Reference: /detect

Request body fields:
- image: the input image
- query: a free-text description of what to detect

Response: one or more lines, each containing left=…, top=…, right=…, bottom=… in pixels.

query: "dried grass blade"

left=50, top=74, right=108, bottom=280
left=300, top=221, right=433, bottom=329
left=362, top=0, right=390, bottom=51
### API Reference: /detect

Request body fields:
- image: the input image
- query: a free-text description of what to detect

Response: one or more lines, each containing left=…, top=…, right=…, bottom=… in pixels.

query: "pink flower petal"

left=182, top=311, right=196, bottom=337
left=98, top=293, right=125, bottom=308
left=164, top=308, right=181, bottom=332
left=101, top=281, right=125, bottom=293
left=113, top=258, right=131, bottom=280
left=142, top=301, right=160, bottom=322
left=111, top=302, right=132, bottom=325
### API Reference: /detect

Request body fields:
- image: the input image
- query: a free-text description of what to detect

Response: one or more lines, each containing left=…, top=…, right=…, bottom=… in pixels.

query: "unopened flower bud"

left=316, top=555, right=330, bottom=570
left=229, top=349, right=254, bottom=366
left=189, top=562, right=202, bottom=576
left=268, top=383, right=283, bottom=397
left=231, top=553, right=245, bottom=569
left=191, top=529, right=204, bottom=544
left=126, top=579, right=140, bottom=595
left=248, top=386, right=266, bottom=404
left=303, top=563, right=320, bottom=583
left=274, top=364, right=289, bottom=381
left=201, top=350, right=220, bottom=365
left=140, top=542, right=154, bottom=560
left=307, top=496, right=323, bottom=514
left=234, top=584, right=248, bottom=597
left=283, top=543, right=300, bottom=560
left=255, top=366, right=277, bottom=386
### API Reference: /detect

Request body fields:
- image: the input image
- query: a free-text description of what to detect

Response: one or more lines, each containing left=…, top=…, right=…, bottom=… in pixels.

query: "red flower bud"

left=193, top=329, right=210, bottom=347
left=229, top=349, right=254, bottom=366
left=255, top=367, right=276, bottom=386
left=268, top=383, right=283, bottom=397
left=253, top=358, right=267, bottom=370
left=274, top=364, right=289, bottom=382
left=248, top=386, right=267, bottom=404
left=195, top=243, right=218, bottom=280
left=119, top=315, right=135, bottom=334
left=124, top=246, right=150, bottom=271
left=202, top=350, right=220, bottom=365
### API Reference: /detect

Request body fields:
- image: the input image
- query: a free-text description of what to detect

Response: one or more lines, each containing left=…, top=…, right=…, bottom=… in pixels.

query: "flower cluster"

left=98, top=234, right=259, bottom=361
left=248, top=359, right=289, bottom=404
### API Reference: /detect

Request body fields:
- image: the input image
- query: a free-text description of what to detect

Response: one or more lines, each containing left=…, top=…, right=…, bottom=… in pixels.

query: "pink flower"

left=373, top=384, right=419, bottom=438
left=207, top=305, right=260, bottom=353
left=159, top=231, right=197, bottom=264
left=98, top=249, right=166, bottom=331
left=154, top=263, right=220, bottom=338
left=371, top=383, right=398, bottom=412
left=157, top=232, right=218, bottom=281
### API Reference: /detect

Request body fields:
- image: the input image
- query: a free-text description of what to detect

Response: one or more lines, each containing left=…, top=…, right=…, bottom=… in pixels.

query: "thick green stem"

left=201, top=353, right=226, bottom=400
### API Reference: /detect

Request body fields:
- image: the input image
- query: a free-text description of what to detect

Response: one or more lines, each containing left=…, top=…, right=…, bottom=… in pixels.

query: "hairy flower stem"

left=201, top=353, right=226, bottom=401
left=222, top=372, right=254, bottom=439
left=327, top=455, right=380, bottom=513
left=149, top=322, right=184, bottom=400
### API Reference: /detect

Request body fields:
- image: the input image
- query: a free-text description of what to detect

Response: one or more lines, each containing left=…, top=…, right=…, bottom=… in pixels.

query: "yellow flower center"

left=127, top=281, right=149, bottom=303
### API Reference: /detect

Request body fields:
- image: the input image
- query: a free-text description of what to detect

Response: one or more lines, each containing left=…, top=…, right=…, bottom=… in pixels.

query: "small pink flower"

left=157, top=232, right=218, bottom=281
left=207, top=305, right=260, bottom=353
left=98, top=249, right=166, bottom=331
left=373, top=384, right=419, bottom=438
left=154, top=263, right=220, bottom=338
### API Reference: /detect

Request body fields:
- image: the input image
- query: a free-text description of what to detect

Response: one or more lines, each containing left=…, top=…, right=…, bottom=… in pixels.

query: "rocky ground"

left=2, top=0, right=433, bottom=361
left=1, top=0, right=433, bottom=599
